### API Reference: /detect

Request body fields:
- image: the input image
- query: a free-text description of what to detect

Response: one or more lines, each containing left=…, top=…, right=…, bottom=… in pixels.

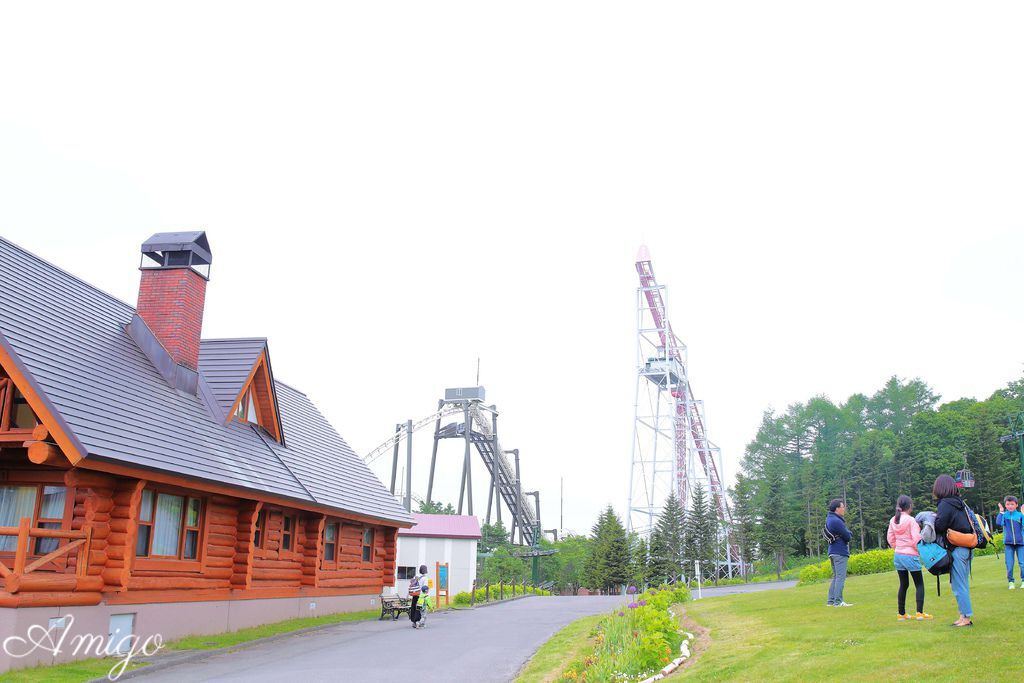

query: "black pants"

left=409, top=595, right=420, bottom=622
left=897, top=569, right=924, bottom=615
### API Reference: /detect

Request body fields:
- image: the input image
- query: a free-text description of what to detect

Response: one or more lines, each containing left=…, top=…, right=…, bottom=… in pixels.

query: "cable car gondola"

left=955, top=466, right=975, bottom=489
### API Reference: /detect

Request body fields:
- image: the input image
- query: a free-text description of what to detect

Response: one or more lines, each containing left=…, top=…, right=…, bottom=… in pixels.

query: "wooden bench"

left=379, top=594, right=412, bottom=620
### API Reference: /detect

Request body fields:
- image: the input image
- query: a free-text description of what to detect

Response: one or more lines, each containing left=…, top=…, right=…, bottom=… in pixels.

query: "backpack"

left=918, top=540, right=952, bottom=597
left=918, top=540, right=952, bottom=576
left=822, top=525, right=838, bottom=545
left=964, top=504, right=991, bottom=550
left=408, top=574, right=421, bottom=596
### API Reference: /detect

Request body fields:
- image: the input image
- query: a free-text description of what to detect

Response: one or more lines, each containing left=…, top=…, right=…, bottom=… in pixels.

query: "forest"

left=729, top=374, right=1024, bottom=572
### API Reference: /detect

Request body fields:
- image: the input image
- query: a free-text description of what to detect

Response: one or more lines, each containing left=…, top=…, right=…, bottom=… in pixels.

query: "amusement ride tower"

left=626, top=247, right=738, bottom=573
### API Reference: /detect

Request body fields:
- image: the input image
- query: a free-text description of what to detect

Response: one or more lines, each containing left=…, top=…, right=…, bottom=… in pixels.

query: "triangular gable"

left=0, top=332, right=85, bottom=464
left=222, top=347, right=285, bottom=444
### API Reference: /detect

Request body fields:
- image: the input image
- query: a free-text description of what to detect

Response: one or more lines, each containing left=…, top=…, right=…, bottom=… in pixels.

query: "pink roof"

left=396, top=513, right=482, bottom=539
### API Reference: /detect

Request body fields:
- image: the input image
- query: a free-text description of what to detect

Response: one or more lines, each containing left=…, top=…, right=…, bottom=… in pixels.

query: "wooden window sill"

left=135, top=558, right=202, bottom=573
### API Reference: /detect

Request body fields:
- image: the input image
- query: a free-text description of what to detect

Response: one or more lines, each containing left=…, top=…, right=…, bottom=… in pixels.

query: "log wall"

left=1, top=465, right=399, bottom=607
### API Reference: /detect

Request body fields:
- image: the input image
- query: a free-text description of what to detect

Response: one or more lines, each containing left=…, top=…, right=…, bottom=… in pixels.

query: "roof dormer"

left=198, top=339, right=284, bottom=443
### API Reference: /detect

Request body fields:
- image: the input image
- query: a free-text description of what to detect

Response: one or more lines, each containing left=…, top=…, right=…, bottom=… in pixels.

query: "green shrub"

left=452, top=591, right=472, bottom=606
left=976, top=532, right=1004, bottom=557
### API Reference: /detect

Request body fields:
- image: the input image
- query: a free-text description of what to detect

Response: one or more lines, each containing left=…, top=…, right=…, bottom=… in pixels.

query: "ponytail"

left=894, top=494, right=912, bottom=525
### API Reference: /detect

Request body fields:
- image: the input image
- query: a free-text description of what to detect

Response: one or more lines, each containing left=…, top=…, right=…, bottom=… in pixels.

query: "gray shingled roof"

left=0, top=237, right=412, bottom=526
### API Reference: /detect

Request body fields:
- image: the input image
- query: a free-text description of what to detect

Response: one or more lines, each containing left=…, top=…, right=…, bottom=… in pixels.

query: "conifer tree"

left=649, top=491, right=685, bottom=582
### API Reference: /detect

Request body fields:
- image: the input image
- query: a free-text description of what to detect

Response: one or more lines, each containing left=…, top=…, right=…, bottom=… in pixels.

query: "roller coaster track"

left=364, top=401, right=539, bottom=545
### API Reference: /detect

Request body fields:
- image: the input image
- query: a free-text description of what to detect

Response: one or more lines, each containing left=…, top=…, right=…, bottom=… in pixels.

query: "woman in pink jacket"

left=888, top=495, right=932, bottom=621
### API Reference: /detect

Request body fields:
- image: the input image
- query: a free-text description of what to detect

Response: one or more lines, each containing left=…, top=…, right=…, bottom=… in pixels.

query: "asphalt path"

left=135, top=596, right=624, bottom=683
left=693, top=580, right=798, bottom=599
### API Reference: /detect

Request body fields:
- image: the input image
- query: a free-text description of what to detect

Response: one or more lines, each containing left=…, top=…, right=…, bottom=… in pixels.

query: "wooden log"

left=127, top=576, right=230, bottom=590
left=207, top=544, right=235, bottom=558
left=64, top=470, right=117, bottom=489
left=251, top=579, right=302, bottom=588
left=208, top=513, right=238, bottom=527
left=203, top=567, right=233, bottom=580
left=0, top=591, right=102, bottom=608
left=204, top=556, right=234, bottom=569
left=254, top=559, right=302, bottom=570
left=254, top=569, right=303, bottom=581
left=28, top=441, right=68, bottom=466
left=208, top=523, right=237, bottom=538
left=318, top=577, right=381, bottom=588
left=207, top=532, right=235, bottom=548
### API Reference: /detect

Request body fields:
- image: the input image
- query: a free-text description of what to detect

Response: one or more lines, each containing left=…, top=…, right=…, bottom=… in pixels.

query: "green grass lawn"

left=685, top=552, right=1022, bottom=682
left=516, top=614, right=605, bottom=683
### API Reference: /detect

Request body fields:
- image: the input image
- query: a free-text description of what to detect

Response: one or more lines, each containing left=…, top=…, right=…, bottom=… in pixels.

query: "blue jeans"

left=828, top=554, right=848, bottom=605
left=950, top=546, right=972, bottom=618
left=1006, top=544, right=1024, bottom=582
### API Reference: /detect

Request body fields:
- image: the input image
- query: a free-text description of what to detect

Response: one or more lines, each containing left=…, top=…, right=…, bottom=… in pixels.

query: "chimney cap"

left=141, top=231, right=212, bottom=265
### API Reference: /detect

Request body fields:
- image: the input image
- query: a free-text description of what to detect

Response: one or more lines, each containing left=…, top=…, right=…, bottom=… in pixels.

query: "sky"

left=1, top=2, right=1022, bottom=536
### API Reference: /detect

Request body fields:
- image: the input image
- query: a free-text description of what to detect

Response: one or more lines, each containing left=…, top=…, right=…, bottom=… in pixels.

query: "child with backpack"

left=997, top=496, right=1024, bottom=590
left=887, top=495, right=932, bottom=621
left=408, top=564, right=429, bottom=628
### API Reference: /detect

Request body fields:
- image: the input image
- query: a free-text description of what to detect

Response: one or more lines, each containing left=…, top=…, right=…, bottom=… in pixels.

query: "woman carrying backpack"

left=933, top=474, right=974, bottom=627
left=887, top=495, right=931, bottom=621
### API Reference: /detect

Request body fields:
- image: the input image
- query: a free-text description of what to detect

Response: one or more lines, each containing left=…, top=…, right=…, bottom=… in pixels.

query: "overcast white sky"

left=2, top=2, right=1022, bottom=535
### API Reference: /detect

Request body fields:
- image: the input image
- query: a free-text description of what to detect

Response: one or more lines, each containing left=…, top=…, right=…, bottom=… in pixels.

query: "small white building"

left=395, top=513, right=481, bottom=598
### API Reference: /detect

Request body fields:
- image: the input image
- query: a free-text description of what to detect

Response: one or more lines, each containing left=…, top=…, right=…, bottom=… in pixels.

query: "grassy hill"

left=684, top=552, right=1022, bottom=682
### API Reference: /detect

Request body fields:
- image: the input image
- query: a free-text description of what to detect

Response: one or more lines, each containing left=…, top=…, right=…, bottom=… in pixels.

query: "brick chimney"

left=136, top=232, right=212, bottom=372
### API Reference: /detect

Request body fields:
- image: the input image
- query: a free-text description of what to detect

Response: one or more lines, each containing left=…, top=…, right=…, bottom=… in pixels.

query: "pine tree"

left=585, top=506, right=631, bottom=593
left=649, top=491, right=685, bottom=583
left=685, top=483, right=716, bottom=581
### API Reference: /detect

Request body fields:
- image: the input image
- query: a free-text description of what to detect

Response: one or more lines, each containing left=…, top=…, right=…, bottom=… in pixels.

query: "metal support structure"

left=627, top=247, right=739, bottom=574
left=426, top=400, right=443, bottom=504
left=1000, top=411, right=1024, bottom=501
left=514, top=450, right=522, bottom=546
left=404, top=419, right=413, bottom=512
left=365, top=388, right=540, bottom=546
left=487, top=410, right=498, bottom=524
left=389, top=423, right=400, bottom=495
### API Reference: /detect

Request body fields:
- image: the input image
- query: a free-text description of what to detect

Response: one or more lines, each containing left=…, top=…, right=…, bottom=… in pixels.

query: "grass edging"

left=516, top=614, right=605, bottom=683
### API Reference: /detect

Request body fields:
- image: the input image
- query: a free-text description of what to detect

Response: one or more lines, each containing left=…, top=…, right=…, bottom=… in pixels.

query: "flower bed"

left=797, top=533, right=1005, bottom=584
left=559, top=584, right=691, bottom=682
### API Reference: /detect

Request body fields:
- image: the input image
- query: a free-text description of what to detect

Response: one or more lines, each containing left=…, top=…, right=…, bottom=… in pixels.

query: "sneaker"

left=837, top=602, right=853, bottom=607
left=1011, top=582, right=1016, bottom=590
left=915, top=612, right=933, bottom=620
left=897, top=614, right=910, bottom=621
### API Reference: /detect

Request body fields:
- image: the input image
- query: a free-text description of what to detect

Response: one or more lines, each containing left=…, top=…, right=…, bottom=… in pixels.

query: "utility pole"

left=999, top=411, right=1024, bottom=501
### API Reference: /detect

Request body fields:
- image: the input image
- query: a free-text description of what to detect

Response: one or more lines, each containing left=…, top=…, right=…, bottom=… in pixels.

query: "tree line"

left=730, top=375, right=1024, bottom=575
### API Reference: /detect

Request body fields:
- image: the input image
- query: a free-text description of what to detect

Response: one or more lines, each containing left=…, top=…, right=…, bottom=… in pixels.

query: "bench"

left=379, top=594, right=412, bottom=620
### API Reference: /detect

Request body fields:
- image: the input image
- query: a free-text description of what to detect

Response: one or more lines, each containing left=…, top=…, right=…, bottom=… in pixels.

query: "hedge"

left=798, top=533, right=1005, bottom=584
left=451, top=584, right=552, bottom=606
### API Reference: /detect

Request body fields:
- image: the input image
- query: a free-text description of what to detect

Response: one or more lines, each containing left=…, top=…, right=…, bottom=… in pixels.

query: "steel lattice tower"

left=626, top=247, right=739, bottom=574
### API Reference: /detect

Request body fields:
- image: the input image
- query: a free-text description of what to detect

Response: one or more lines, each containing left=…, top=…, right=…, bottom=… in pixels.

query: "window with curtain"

left=0, top=486, right=38, bottom=552
left=135, top=488, right=204, bottom=560
left=361, top=528, right=375, bottom=563
left=323, top=522, right=338, bottom=566
left=282, top=515, right=295, bottom=552
left=254, top=509, right=266, bottom=548
left=0, top=484, right=67, bottom=554
left=34, top=486, right=67, bottom=554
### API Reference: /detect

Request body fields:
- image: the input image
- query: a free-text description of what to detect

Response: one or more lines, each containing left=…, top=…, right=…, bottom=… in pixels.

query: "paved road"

left=136, top=596, right=623, bottom=683
left=693, top=580, right=797, bottom=599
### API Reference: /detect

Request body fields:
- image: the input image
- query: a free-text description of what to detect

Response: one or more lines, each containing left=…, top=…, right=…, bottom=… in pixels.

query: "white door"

left=108, top=614, right=135, bottom=655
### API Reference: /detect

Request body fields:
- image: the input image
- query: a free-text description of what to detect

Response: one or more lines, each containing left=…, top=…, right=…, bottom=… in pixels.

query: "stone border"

left=638, top=631, right=695, bottom=683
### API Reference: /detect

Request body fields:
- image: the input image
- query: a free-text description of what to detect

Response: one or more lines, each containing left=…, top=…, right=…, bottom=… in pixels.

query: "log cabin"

left=0, top=232, right=412, bottom=671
